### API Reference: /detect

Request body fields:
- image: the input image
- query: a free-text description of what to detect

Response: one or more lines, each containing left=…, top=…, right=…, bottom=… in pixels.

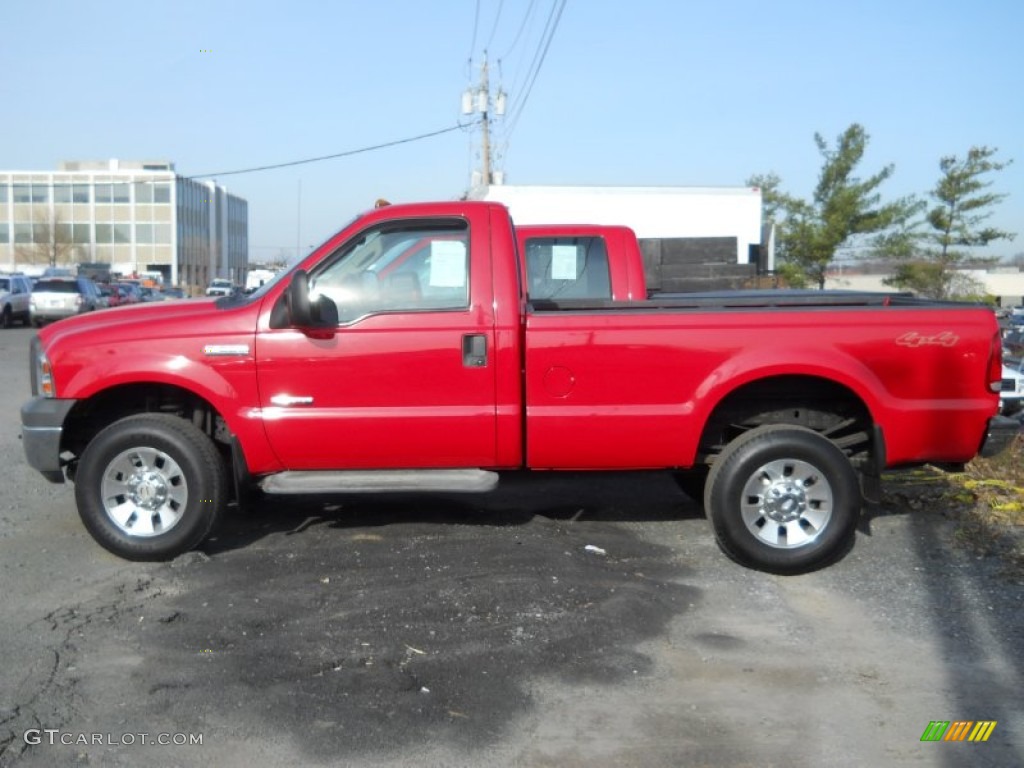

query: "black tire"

left=703, top=425, right=860, bottom=574
left=74, top=414, right=228, bottom=561
left=1, top=305, right=11, bottom=329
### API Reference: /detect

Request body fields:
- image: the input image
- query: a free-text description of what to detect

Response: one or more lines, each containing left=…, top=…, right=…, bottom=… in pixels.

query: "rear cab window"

left=522, top=236, right=611, bottom=301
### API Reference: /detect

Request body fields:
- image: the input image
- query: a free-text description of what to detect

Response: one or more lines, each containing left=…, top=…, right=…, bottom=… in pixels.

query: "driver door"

left=255, top=217, right=498, bottom=470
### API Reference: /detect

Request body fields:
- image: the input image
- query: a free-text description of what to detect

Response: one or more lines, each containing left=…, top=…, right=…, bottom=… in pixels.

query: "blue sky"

left=2, top=0, right=1021, bottom=263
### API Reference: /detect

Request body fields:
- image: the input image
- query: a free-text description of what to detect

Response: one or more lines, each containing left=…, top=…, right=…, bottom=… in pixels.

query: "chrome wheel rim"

left=100, top=447, right=188, bottom=537
left=740, top=458, right=833, bottom=549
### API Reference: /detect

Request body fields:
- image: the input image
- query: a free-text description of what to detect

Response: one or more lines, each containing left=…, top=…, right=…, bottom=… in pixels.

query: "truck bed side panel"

left=524, top=305, right=998, bottom=469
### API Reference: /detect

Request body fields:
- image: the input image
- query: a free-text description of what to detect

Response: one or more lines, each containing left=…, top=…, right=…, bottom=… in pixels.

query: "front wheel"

left=704, top=425, right=861, bottom=574
left=75, top=414, right=228, bottom=561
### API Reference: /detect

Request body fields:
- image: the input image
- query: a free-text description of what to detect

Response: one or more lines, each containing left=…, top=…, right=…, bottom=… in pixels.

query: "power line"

left=467, top=0, right=481, bottom=64
left=499, top=0, right=538, bottom=60
left=187, top=122, right=476, bottom=179
left=506, top=0, right=551, bottom=112
left=506, top=0, right=567, bottom=139
left=486, top=0, right=505, bottom=50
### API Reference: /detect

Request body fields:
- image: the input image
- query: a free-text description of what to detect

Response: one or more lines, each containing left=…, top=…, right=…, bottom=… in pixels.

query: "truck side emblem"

left=896, top=331, right=959, bottom=348
left=270, top=394, right=314, bottom=406
left=203, top=344, right=251, bottom=356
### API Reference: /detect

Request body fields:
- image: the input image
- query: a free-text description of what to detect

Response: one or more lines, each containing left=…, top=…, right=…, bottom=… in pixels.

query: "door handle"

left=462, top=334, right=488, bottom=367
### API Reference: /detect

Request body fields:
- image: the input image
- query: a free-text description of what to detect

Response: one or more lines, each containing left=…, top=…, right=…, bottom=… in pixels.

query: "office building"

left=0, top=159, right=247, bottom=292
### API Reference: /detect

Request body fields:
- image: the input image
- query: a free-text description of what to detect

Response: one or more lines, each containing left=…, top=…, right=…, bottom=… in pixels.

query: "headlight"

left=30, top=337, right=55, bottom=398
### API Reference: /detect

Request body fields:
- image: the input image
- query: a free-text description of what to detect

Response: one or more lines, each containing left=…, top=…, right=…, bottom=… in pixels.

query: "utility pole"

left=480, top=57, right=491, bottom=186
left=463, top=52, right=506, bottom=188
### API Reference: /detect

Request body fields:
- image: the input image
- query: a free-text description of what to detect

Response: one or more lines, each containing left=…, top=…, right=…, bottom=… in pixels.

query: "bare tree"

left=15, top=210, right=78, bottom=268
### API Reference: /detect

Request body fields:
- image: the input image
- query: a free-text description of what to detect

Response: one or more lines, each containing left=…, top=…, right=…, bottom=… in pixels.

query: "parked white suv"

left=205, top=279, right=237, bottom=297
left=0, top=273, right=32, bottom=328
left=29, top=276, right=100, bottom=325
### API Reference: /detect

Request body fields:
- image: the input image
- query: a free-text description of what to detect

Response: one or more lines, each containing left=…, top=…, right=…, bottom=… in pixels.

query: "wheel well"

left=696, top=375, right=877, bottom=472
left=61, top=383, right=232, bottom=470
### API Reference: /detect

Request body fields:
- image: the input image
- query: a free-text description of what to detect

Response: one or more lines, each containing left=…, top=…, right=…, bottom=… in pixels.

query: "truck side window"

left=310, top=219, right=470, bottom=323
left=523, top=237, right=611, bottom=301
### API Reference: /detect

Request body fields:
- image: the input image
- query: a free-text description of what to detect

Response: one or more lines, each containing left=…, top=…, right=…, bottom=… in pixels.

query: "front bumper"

left=978, top=414, right=1021, bottom=458
left=21, top=398, right=76, bottom=483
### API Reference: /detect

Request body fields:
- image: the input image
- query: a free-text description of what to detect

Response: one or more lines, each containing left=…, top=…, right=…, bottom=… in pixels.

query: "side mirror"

left=286, top=270, right=313, bottom=326
left=285, top=270, right=338, bottom=329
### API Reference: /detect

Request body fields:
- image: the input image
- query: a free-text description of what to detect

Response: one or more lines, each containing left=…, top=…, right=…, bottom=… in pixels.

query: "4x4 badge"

left=896, top=331, right=959, bottom=347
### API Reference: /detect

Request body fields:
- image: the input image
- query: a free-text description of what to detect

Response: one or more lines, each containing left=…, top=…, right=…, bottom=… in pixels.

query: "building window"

left=31, top=185, right=48, bottom=204
left=13, top=184, right=32, bottom=203
left=73, top=224, right=90, bottom=244
left=95, top=223, right=112, bottom=243
left=135, top=181, right=171, bottom=204
left=14, top=223, right=32, bottom=243
left=32, top=223, right=50, bottom=243
left=53, top=185, right=72, bottom=204
left=56, top=223, right=73, bottom=243
left=0, top=223, right=8, bottom=243
left=153, top=223, right=171, bottom=244
left=72, top=184, right=90, bottom=203
left=113, top=223, right=130, bottom=243
left=0, top=185, right=7, bottom=204
left=136, top=223, right=152, bottom=243
left=95, top=184, right=129, bottom=204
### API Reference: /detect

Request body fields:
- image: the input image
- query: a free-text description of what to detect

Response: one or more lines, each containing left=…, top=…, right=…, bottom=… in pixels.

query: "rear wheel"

left=704, top=425, right=860, bottom=574
left=1, top=305, right=11, bottom=329
left=75, top=414, right=228, bottom=561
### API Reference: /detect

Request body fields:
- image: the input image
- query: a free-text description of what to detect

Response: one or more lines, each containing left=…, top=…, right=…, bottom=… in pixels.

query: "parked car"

left=1000, top=359, right=1024, bottom=416
left=1003, top=328, right=1024, bottom=358
left=205, top=278, right=237, bottom=297
left=113, top=283, right=143, bottom=304
left=19, top=200, right=1016, bottom=573
left=0, top=273, right=33, bottom=328
left=29, top=277, right=100, bottom=325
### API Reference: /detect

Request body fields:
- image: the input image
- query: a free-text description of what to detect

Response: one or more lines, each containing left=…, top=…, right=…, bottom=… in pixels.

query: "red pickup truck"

left=21, top=201, right=1016, bottom=573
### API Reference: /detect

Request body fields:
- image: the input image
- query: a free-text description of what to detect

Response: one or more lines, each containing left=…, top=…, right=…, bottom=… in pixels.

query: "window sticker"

left=429, top=240, right=467, bottom=287
left=551, top=245, right=578, bottom=280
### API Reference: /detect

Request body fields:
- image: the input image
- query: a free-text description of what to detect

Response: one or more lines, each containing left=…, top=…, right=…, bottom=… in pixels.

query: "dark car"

left=1003, top=329, right=1024, bottom=358
left=113, top=283, right=144, bottom=304
left=29, top=277, right=100, bottom=325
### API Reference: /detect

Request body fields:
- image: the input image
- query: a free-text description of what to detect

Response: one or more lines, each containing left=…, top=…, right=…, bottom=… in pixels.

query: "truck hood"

left=39, top=296, right=261, bottom=350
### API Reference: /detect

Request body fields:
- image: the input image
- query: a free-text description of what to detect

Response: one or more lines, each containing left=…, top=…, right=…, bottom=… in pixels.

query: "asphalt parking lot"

left=1, top=325, right=1022, bottom=768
